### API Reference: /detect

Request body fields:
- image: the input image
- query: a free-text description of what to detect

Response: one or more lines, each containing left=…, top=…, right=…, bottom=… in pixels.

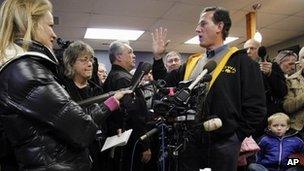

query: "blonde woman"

left=0, top=0, right=129, bottom=170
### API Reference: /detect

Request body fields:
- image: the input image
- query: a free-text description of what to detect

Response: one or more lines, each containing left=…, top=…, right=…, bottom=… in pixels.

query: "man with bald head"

left=244, top=39, right=261, bottom=61
left=243, top=39, right=287, bottom=138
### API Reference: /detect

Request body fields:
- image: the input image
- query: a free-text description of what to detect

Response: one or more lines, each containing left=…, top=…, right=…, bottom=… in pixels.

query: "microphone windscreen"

left=141, top=62, right=152, bottom=74
left=130, top=62, right=144, bottom=84
left=258, top=46, right=267, bottom=60
left=203, top=60, right=217, bottom=73
left=130, top=62, right=152, bottom=91
left=203, top=74, right=212, bottom=82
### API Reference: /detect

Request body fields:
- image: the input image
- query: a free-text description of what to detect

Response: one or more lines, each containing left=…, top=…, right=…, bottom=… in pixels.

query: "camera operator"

left=151, top=7, right=266, bottom=171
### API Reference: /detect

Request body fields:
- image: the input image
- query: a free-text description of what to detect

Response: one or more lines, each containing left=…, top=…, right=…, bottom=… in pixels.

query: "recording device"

left=138, top=79, right=166, bottom=89
left=78, top=88, right=129, bottom=107
left=78, top=62, right=151, bottom=106
left=258, top=46, right=268, bottom=61
left=174, top=60, right=217, bottom=104
left=130, top=62, right=152, bottom=91
left=140, top=128, right=158, bottom=141
left=153, top=60, right=216, bottom=121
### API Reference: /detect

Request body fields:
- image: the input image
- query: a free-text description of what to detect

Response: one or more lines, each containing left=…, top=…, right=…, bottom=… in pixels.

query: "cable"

left=130, top=139, right=140, bottom=171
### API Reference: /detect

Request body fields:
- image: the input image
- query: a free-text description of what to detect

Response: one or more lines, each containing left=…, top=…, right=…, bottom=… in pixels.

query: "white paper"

left=101, top=129, right=133, bottom=152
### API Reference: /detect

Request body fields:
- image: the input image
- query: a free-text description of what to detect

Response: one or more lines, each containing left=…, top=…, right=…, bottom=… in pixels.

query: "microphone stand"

left=157, top=117, right=169, bottom=171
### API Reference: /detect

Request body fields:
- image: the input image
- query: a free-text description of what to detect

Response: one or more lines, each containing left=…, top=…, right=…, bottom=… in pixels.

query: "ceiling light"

left=185, top=36, right=239, bottom=45
left=254, top=31, right=262, bottom=43
left=84, top=28, right=145, bottom=40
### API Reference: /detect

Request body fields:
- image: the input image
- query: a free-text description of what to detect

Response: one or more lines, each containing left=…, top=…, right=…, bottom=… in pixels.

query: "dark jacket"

left=103, top=64, right=148, bottom=141
left=256, top=130, right=304, bottom=171
left=103, top=64, right=149, bottom=170
left=0, top=40, right=112, bottom=171
left=153, top=49, right=266, bottom=141
left=263, top=62, right=287, bottom=115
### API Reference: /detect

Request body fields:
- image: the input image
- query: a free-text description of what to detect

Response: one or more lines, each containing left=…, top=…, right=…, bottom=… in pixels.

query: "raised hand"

left=151, top=27, right=170, bottom=60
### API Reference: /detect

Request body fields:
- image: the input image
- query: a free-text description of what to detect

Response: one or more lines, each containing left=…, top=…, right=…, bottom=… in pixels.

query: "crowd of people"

left=0, top=0, right=303, bottom=171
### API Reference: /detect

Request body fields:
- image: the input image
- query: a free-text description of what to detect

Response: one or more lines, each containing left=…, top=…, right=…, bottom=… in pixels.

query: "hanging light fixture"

left=254, top=31, right=262, bottom=42
left=253, top=3, right=262, bottom=42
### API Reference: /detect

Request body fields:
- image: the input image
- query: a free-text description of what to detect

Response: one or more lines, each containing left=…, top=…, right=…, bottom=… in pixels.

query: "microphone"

left=174, top=60, right=217, bottom=103
left=258, top=46, right=268, bottom=61
left=130, top=62, right=152, bottom=91
left=78, top=88, right=129, bottom=107
left=78, top=62, right=151, bottom=107
left=188, top=60, right=217, bottom=90
left=140, top=128, right=158, bottom=141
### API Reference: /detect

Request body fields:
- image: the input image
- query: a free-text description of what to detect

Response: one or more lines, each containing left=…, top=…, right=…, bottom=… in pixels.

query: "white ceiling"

left=1, top=0, right=304, bottom=53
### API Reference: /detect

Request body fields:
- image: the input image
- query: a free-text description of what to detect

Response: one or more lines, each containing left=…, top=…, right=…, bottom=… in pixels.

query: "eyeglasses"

left=76, top=56, right=95, bottom=64
left=167, top=57, right=180, bottom=64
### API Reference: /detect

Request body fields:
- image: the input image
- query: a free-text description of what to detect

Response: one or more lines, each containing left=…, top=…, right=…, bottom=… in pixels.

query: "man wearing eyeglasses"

left=283, top=47, right=304, bottom=139
left=164, top=51, right=182, bottom=72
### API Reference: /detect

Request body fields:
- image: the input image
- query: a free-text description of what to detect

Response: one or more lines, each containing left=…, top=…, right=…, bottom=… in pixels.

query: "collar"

left=206, top=45, right=228, bottom=58
left=111, top=64, right=132, bottom=75
left=14, top=39, right=58, bottom=64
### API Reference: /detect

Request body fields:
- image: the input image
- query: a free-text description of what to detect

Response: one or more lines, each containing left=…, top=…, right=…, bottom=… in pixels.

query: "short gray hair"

left=274, top=50, right=297, bottom=64
left=108, top=40, right=129, bottom=64
left=63, top=40, right=94, bottom=79
left=164, top=51, right=181, bottom=62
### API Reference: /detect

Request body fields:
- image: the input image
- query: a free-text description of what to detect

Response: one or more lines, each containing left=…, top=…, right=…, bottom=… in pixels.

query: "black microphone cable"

left=130, top=139, right=140, bottom=171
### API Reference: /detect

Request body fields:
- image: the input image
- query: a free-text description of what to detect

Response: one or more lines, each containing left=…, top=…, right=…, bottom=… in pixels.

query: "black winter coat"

left=103, top=64, right=148, bottom=142
left=0, top=41, right=112, bottom=171
left=152, top=49, right=266, bottom=141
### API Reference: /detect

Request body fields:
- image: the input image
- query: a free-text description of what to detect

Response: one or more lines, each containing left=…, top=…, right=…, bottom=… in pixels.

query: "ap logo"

left=287, top=158, right=300, bottom=166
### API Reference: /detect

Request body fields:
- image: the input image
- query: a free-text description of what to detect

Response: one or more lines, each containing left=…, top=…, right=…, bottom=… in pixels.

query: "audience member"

left=164, top=51, right=182, bottom=72
left=243, top=39, right=287, bottom=138
left=103, top=41, right=151, bottom=171
left=243, top=39, right=261, bottom=61
left=275, top=50, right=297, bottom=76
left=62, top=41, right=129, bottom=171
left=98, top=63, right=108, bottom=85
left=0, top=0, right=128, bottom=170
left=151, top=7, right=266, bottom=171
left=248, top=113, right=304, bottom=171
left=283, top=47, right=304, bottom=138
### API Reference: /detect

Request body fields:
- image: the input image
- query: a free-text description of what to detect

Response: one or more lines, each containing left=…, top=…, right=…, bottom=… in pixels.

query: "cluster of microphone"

left=140, top=60, right=224, bottom=141
left=78, top=59, right=224, bottom=141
